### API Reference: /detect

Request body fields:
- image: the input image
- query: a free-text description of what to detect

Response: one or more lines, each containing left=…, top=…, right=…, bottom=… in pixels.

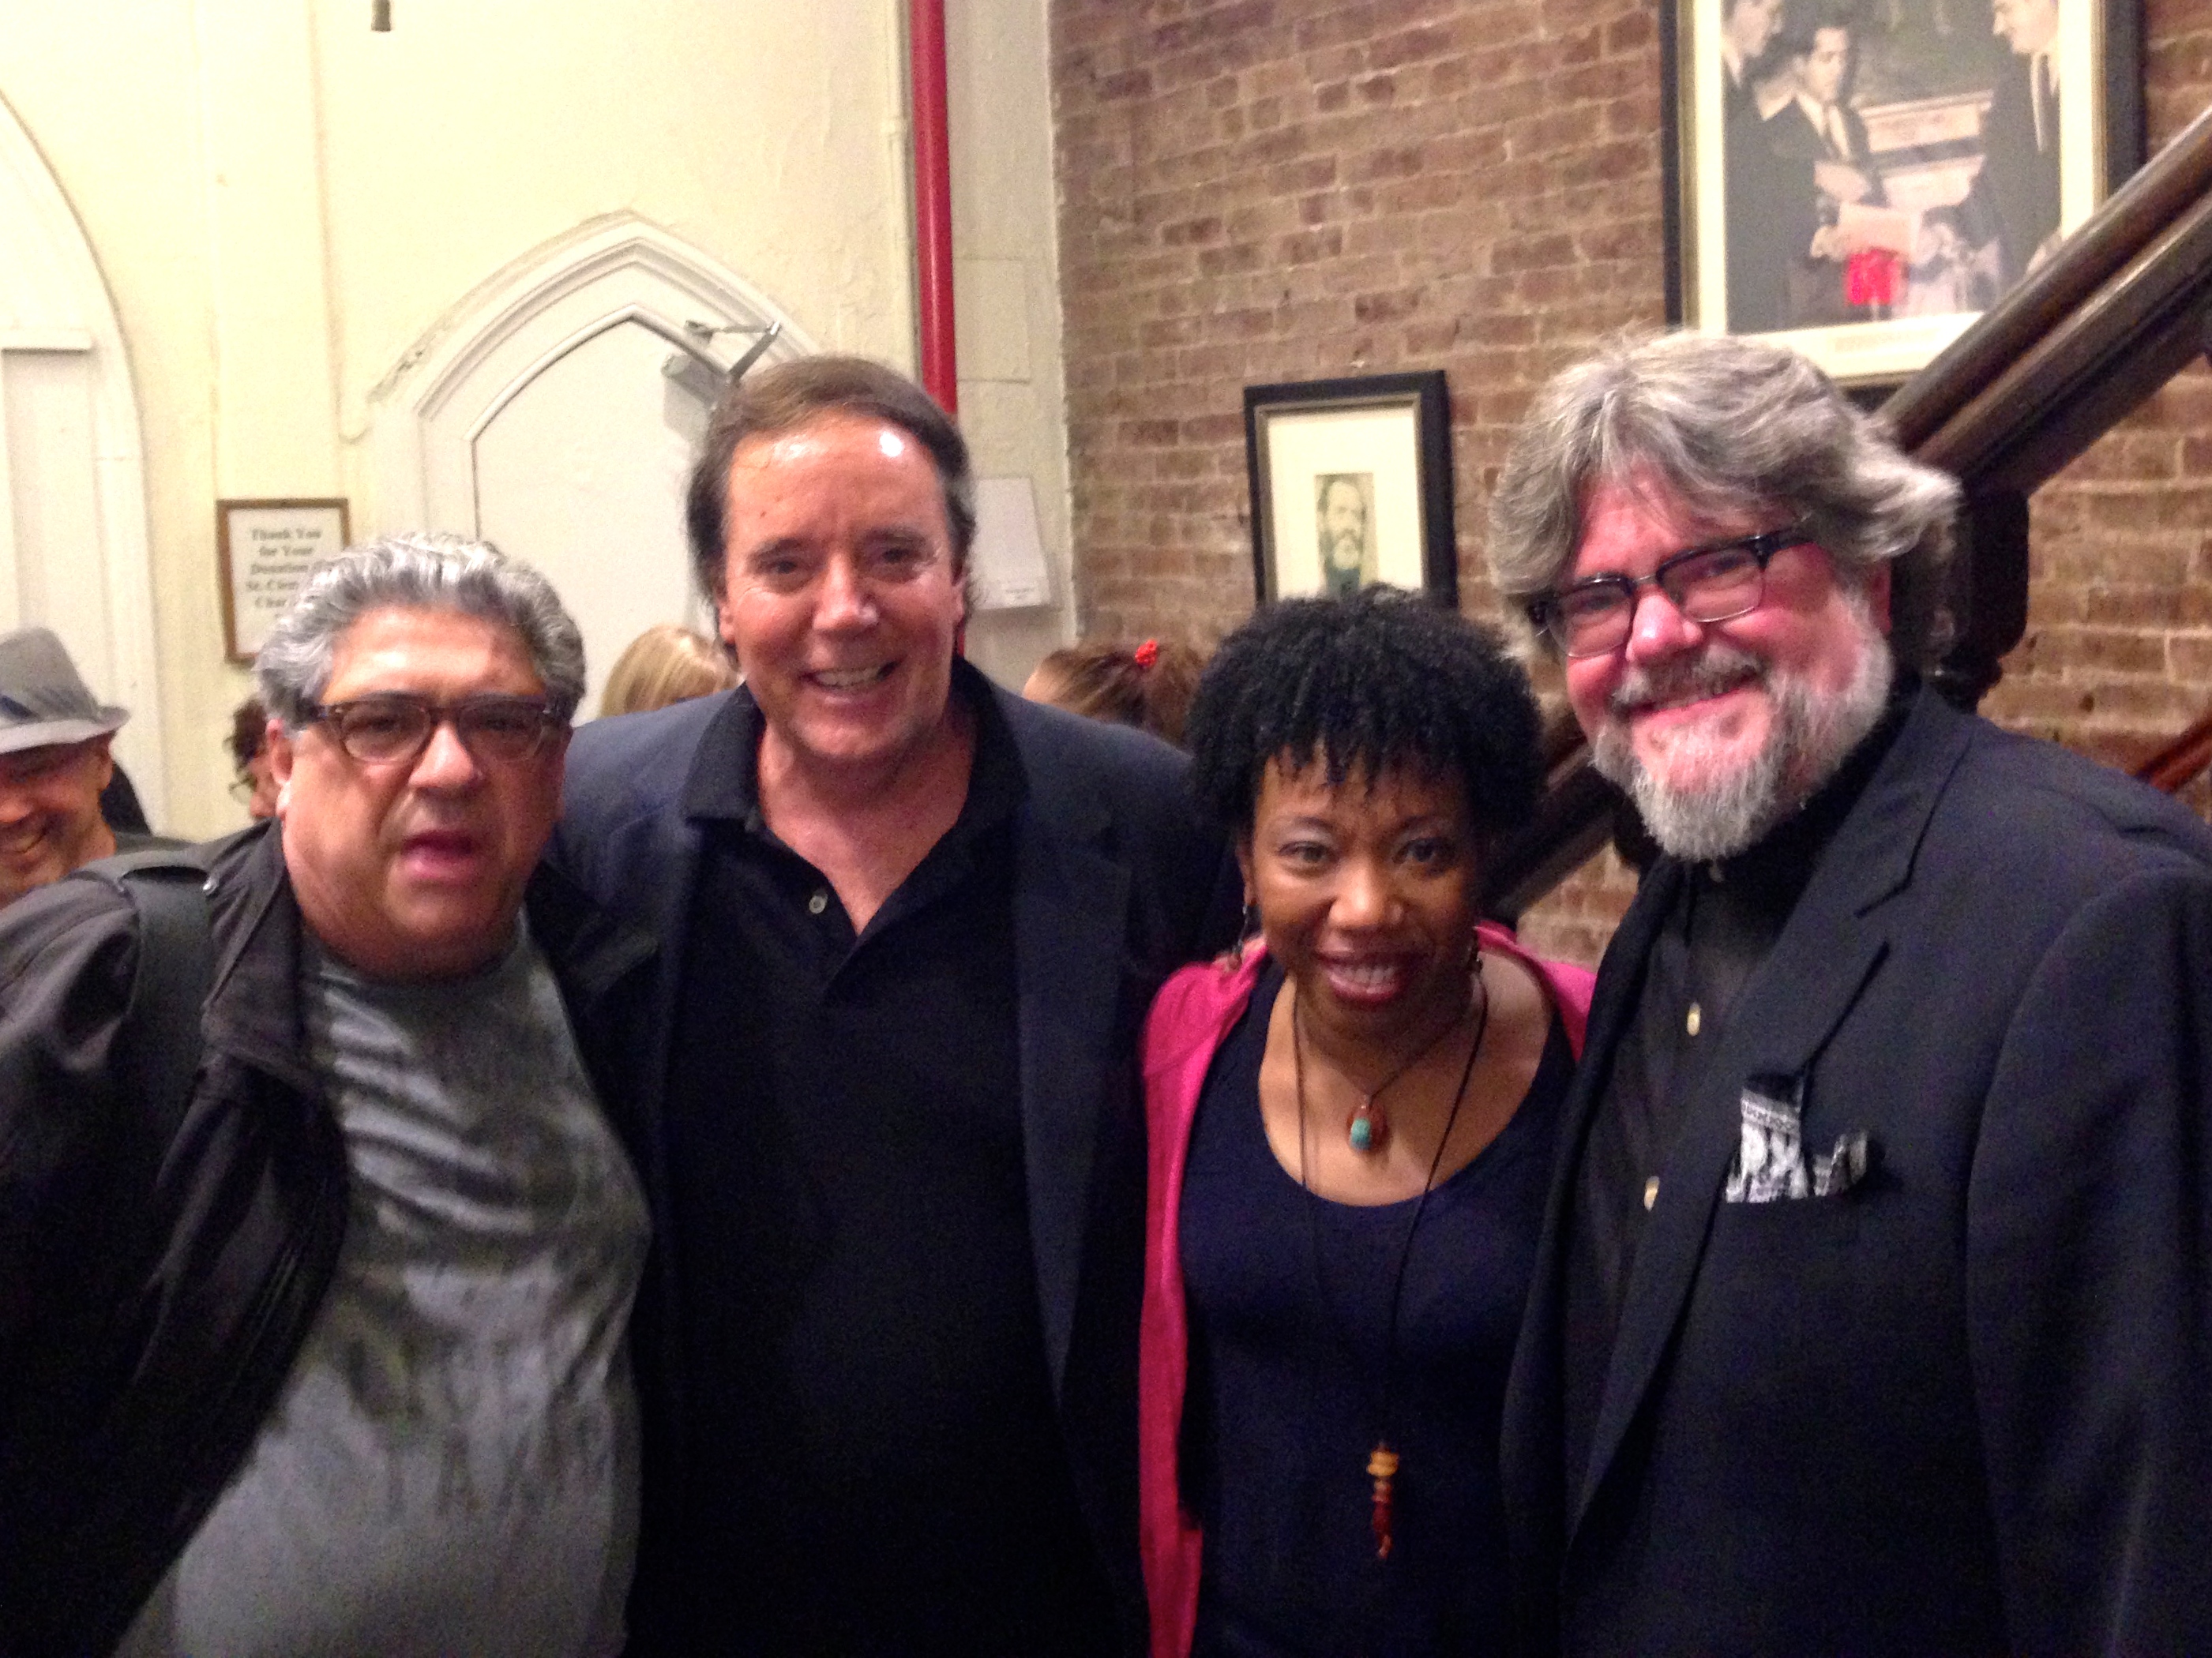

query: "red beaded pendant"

left=1368, top=1442, right=1400, bottom=1559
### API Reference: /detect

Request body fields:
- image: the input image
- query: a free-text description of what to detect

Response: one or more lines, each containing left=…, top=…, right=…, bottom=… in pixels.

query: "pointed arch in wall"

left=0, top=92, right=163, bottom=817
left=369, top=216, right=817, bottom=711
left=370, top=214, right=817, bottom=535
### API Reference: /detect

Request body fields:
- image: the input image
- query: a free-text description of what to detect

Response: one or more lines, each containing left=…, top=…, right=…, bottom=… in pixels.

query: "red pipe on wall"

left=908, top=0, right=958, bottom=415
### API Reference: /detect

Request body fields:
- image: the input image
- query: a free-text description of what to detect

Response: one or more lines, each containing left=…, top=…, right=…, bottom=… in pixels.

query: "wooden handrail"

left=1489, top=106, right=2212, bottom=915
left=1885, top=103, right=2212, bottom=707
left=2135, top=707, right=2212, bottom=796
left=1485, top=731, right=1622, bottom=920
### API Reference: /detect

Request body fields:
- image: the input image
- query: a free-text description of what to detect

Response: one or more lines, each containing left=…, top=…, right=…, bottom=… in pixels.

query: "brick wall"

left=1051, top=0, right=2212, bottom=965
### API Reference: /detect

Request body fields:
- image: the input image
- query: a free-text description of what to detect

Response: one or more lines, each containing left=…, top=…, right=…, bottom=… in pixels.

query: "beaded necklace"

left=1290, top=962, right=1490, bottom=1561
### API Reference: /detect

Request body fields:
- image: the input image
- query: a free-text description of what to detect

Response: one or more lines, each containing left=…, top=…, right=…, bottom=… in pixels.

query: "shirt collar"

left=1796, top=88, right=1840, bottom=128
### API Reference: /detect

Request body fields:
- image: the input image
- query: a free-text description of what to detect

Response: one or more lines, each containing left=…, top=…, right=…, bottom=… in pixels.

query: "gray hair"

left=256, top=532, right=587, bottom=727
left=1487, top=332, right=1960, bottom=666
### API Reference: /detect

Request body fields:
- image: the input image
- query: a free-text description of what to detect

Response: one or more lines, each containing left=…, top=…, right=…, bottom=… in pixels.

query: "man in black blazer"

left=1732, top=10, right=1883, bottom=331
left=1486, top=331, right=2212, bottom=1655
left=550, top=355, right=1237, bottom=1655
left=1717, top=0, right=1780, bottom=129
left=1959, top=0, right=2064, bottom=285
left=1718, top=0, right=1789, bottom=333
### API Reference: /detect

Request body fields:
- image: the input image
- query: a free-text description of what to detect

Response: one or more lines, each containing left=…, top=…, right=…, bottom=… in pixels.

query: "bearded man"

left=1485, top=332, right=2212, bottom=1655
left=1316, top=473, right=1371, bottom=596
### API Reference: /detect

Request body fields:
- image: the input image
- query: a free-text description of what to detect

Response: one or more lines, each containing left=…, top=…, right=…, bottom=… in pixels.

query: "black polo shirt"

left=662, top=665, right=1116, bottom=1655
left=1561, top=691, right=1910, bottom=1497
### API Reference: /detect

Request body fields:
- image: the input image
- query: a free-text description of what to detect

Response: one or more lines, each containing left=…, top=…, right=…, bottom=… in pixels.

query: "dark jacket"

left=0, top=823, right=653, bottom=1658
left=1760, top=96, right=1882, bottom=328
left=550, top=673, right=1241, bottom=1654
left=1503, top=685, right=2212, bottom=1656
left=1961, top=51, right=2062, bottom=287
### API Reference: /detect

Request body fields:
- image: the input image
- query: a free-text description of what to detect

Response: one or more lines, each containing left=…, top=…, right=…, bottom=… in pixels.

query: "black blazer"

left=1760, top=97, right=1883, bottom=328
left=549, top=675, right=1239, bottom=1653
left=1725, top=96, right=1878, bottom=335
left=1962, top=51, right=2062, bottom=285
left=1503, top=685, right=2212, bottom=1656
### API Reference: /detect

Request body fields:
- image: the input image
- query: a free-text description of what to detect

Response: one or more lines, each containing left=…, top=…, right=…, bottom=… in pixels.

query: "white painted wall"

left=0, top=0, right=923, bottom=835
left=945, top=0, right=1080, bottom=692
left=468, top=318, right=715, bottom=720
left=0, top=0, right=1079, bottom=828
left=367, top=216, right=819, bottom=733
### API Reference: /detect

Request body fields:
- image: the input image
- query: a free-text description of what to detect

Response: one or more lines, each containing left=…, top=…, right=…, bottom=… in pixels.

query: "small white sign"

left=970, top=476, right=1052, bottom=612
left=219, top=498, right=351, bottom=662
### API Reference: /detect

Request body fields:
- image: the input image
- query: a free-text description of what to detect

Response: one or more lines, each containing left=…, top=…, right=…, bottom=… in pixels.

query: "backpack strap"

left=82, top=847, right=217, bottom=1138
left=3, top=852, right=221, bottom=1654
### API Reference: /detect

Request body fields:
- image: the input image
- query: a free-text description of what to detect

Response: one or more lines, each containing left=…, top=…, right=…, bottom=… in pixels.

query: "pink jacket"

left=1135, top=925, right=1595, bottom=1658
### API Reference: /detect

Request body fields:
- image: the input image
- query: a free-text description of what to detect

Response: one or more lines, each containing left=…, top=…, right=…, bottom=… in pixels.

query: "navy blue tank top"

left=1178, top=961, right=1570, bottom=1657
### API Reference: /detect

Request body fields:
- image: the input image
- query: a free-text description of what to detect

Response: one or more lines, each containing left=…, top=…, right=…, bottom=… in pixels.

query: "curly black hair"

left=1186, top=586, right=1542, bottom=841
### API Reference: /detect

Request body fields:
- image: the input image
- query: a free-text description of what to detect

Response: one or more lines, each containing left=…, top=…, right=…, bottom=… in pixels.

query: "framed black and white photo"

left=1662, top=0, right=2141, bottom=384
left=1243, top=372, right=1455, bottom=606
left=218, top=498, right=350, bottom=663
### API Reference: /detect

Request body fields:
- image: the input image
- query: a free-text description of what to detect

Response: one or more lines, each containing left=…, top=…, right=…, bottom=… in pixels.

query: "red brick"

left=1094, top=68, right=1155, bottom=102
left=2169, top=636, right=2212, bottom=682
left=1353, top=285, right=1427, bottom=322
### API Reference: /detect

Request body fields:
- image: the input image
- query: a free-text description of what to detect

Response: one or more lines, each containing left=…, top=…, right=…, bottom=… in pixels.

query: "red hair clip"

left=1133, top=639, right=1160, bottom=670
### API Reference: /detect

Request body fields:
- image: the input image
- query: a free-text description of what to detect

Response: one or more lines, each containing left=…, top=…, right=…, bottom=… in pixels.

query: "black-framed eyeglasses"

left=305, top=694, right=564, bottom=766
left=1527, top=523, right=1815, bottom=658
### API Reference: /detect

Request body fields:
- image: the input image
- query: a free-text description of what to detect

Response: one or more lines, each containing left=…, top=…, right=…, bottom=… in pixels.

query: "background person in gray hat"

left=0, top=625, right=149, bottom=906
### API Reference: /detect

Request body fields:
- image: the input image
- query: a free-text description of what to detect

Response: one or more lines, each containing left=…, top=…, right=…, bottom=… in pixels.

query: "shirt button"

left=1685, top=1002, right=1702, bottom=1037
left=807, top=889, right=829, bottom=916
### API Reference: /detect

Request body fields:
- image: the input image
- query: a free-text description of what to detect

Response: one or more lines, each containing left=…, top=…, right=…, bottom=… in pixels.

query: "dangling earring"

left=1226, top=899, right=1262, bottom=970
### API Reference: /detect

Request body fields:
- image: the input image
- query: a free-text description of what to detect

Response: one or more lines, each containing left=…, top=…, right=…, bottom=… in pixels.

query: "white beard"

left=1590, top=599, right=1895, bottom=863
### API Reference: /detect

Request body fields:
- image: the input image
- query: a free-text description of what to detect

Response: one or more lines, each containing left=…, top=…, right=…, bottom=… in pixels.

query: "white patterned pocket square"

left=1723, top=1074, right=1872, bottom=1202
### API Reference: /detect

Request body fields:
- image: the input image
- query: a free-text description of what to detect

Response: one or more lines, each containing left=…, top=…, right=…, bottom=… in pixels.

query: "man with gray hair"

left=0, top=534, right=652, bottom=1657
left=1487, top=331, right=2212, bottom=1654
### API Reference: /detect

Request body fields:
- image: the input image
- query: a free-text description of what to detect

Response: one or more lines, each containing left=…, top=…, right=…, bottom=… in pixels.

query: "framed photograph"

left=1663, top=0, right=2142, bottom=384
left=1244, top=372, right=1455, bottom=606
left=217, top=498, right=351, bottom=663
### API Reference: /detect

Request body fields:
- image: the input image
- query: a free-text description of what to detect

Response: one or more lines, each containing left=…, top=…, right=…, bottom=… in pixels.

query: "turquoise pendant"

left=1349, top=1101, right=1385, bottom=1153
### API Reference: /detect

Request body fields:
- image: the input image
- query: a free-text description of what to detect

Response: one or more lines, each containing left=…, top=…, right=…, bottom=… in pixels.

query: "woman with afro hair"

left=1137, top=587, right=1593, bottom=1657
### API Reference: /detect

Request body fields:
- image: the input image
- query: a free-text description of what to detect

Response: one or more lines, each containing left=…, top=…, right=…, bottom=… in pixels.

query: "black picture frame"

left=1662, top=0, right=2143, bottom=387
left=1243, top=371, right=1456, bottom=607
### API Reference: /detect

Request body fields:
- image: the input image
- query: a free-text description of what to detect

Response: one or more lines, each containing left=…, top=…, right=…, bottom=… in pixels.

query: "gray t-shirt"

left=118, top=920, right=648, bottom=1658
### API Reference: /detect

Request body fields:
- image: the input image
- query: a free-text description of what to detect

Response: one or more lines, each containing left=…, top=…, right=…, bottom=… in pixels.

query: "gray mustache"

left=1609, top=646, right=1766, bottom=717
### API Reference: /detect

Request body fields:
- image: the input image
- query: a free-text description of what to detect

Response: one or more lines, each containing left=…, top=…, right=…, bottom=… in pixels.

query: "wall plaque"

left=218, top=497, right=350, bottom=663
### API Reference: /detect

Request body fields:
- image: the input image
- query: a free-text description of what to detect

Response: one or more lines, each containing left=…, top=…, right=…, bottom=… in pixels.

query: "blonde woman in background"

left=599, top=623, right=740, bottom=718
